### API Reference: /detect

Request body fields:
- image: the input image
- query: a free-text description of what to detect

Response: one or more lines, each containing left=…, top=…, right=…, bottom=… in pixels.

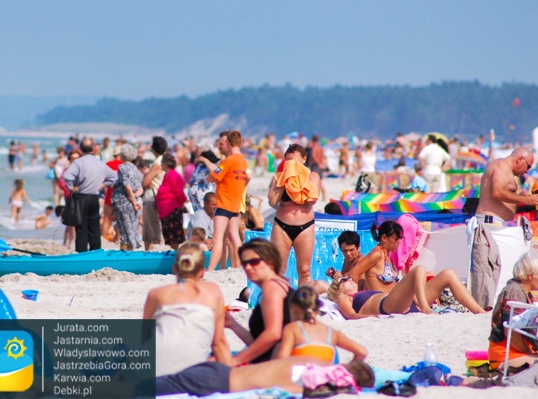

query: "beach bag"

left=45, top=168, right=56, bottom=180
left=62, top=192, right=83, bottom=227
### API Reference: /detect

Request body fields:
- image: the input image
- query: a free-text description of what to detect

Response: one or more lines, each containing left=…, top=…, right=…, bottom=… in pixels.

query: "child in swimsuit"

left=276, top=286, right=368, bottom=363
left=9, top=179, right=32, bottom=224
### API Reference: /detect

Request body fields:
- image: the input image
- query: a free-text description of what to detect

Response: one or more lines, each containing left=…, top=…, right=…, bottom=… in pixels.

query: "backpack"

left=355, top=174, right=373, bottom=193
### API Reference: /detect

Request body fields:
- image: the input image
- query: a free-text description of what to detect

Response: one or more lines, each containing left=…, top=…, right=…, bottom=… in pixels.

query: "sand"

left=1, top=174, right=536, bottom=398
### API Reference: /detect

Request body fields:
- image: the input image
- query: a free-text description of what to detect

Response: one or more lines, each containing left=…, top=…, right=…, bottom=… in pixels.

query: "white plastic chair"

left=502, top=300, right=538, bottom=380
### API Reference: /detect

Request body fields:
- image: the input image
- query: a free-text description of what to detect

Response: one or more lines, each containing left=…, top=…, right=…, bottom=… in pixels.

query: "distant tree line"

left=35, top=81, right=538, bottom=141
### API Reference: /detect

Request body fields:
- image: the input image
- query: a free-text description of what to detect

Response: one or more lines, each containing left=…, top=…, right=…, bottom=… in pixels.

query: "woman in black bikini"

left=225, top=238, right=295, bottom=364
left=268, top=144, right=321, bottom=288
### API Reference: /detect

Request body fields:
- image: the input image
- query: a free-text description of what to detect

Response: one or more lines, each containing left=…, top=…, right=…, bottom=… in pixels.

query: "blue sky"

left=1, top=1, right=537, bottom=100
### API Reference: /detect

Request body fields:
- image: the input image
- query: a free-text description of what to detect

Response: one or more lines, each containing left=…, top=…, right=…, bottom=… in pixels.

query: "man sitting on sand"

left=338, top=231, right=365, bottom=277
left=34, top=205, right=54, bottom=229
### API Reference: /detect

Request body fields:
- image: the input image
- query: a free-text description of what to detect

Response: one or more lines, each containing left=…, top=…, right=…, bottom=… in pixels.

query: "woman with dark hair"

left=111, top=144, right=143, bottom=250
left=188, top=147, right=219, bottom=211
left=142, top=136, right=168, bottom=250
left=156, top=152, right=187, bottom=250
left=268, top=144, right=321, bottom=289
left=226, top=238, right=294, bottom=364
left=341, top=220, right=485, bottom=315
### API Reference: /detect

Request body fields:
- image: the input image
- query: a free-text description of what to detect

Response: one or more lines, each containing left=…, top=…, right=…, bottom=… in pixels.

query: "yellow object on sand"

left=465, top=360, right=490, bottom=369
left=275, top=159, right=318, bottom=204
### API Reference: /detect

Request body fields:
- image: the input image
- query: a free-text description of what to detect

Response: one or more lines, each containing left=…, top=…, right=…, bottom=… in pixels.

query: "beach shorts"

left=161, top=207, right=186, bottom=246
left=214, top=207, right=239, bottom=219
left=142, top=200, right=162, bottom=242
left=155, top=362, right=231, bottom=396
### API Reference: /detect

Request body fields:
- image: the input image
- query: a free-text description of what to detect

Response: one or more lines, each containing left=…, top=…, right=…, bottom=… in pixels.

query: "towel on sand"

left=275, top=159, right=318, bottom=204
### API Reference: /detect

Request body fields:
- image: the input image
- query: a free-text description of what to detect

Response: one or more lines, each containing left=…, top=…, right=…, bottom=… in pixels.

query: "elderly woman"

left=488, top=250, right=538, bottom=371
left=345, top=220, right=484, bottom=315
left=111, top=144, right=143, bottom=250
left=327, top=266, right=484, bottom=319
left=268, top=144, right=320, bottom=287
left=143, top=242, right=231, bottom=376
left=226, top=238, right=294, bottom=364
left=156, top=152, right=187, bottom=250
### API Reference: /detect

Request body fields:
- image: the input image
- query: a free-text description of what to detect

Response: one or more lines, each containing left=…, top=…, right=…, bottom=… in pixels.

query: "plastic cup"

left=22, top=290, right=39, bottom=301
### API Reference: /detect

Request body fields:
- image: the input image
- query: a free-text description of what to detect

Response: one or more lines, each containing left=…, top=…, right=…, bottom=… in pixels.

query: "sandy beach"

left=1, top=174, right=536, bottom=398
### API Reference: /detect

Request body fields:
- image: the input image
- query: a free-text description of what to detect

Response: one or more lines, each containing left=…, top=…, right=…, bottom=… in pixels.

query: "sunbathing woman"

left=226, top=238, right=294, bottom=364
left=327, top=267, right=485, bottom=318
left=276, top=285, right=368, bottom=363
left=344, top=220, right=485, bottom=314
left=143, top=241, right=231, bottom=376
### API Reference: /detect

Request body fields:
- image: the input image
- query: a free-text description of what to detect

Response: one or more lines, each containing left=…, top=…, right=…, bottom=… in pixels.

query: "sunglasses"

left=241, top=257, right=262, bottom=268
left=521, top=157, right=532, bottom=171
left=337, top=276, right=352, bottom=287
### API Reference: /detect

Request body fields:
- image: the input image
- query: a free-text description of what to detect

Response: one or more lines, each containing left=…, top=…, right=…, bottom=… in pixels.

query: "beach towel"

left=468, top=218, right=501, bottom=310
left=275, top=158, right=318, bottom=204
left=390, top=214, right=428, bottom=273
left=319, top=298, right=346, bottom=321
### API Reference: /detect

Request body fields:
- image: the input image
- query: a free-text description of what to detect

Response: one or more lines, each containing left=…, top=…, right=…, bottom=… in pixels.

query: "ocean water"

left=0, top=135, right=69, bottom=242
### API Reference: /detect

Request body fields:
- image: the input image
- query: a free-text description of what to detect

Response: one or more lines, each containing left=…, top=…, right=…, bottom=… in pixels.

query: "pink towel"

left=390, top=214, right=428, bottom=273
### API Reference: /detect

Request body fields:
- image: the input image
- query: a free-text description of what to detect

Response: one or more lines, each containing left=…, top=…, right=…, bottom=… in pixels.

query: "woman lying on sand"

left=143, top=242, right=231, bottom=376
left=276, top=286, right=368, bottom=363
left=342, top=220, right=485, bottom=315
left=327, top=267, right=485, bottom=318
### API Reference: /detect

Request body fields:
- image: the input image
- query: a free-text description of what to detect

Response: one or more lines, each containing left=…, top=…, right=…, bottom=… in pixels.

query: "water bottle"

left=423, top=342, right=438, bottom=365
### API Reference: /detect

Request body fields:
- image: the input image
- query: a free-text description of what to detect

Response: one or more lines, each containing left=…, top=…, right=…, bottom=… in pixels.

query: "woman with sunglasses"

left=345, top=221, right=482, bottom=311
left=327, top=267, right=484, bottom=319
left=226, top=238, right=294, bottom=364
left=143, top=242, right=231, bottom=376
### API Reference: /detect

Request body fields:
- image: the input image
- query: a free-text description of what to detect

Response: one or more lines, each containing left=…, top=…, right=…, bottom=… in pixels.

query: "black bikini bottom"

left=273, top=217, right=315, bottom=242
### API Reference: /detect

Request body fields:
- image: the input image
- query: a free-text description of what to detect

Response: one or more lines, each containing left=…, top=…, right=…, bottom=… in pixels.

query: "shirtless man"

left=338, top=231, right=365, bottom=289
left=475, top=147, right=538, bottom=222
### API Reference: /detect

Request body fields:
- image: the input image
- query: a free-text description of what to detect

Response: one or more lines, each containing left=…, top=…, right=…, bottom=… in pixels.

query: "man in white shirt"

left=186, top=192, right=216, bottom=245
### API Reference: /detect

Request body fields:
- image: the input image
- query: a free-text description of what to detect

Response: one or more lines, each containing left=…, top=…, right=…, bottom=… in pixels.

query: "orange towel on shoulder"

left=275, top=159, right=318, bottom=204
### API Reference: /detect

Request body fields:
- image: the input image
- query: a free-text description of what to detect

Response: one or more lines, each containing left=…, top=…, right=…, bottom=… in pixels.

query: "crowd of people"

left=5, top=129, right=538, bottom=394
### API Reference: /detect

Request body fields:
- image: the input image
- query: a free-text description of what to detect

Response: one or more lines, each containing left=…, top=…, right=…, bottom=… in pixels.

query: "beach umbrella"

left=424, top=132, right=449, bottom=146
left=0, top=239, right=44, bottom=256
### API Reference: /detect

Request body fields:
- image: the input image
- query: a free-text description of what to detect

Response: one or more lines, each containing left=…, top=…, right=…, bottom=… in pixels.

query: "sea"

left=0, top=133, right=74, bottom=242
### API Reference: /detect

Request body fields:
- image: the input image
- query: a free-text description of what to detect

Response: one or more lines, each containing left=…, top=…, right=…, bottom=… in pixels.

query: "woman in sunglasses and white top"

left=226, top=238, right=294, bottom=364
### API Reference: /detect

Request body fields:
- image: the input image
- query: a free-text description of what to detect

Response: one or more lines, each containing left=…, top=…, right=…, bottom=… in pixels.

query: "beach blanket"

left=158, top=387, right=299, bottom=399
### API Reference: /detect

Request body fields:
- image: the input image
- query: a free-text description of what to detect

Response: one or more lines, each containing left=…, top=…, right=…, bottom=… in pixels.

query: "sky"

left=1, top=1, right=538, bottom=100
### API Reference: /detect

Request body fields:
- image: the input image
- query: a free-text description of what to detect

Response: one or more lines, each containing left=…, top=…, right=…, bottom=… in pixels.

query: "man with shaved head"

left=476, top=147, right=538, bottom=222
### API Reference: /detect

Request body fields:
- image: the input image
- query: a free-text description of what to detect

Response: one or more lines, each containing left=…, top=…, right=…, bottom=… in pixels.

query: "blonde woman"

left=143, top=242, right=231, bottom=377
left=488, top=250, right=538, bottom=371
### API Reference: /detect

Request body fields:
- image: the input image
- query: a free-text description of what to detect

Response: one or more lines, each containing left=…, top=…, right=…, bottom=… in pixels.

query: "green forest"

left=36, top=81, right=538, bottom=141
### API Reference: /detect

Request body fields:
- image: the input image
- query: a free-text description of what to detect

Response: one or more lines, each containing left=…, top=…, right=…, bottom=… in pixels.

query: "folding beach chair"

left=502, top=300, right=538, bottom=380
